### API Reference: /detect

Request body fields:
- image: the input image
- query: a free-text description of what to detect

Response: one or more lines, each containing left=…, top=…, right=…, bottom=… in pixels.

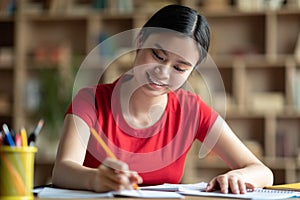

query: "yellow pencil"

left=90, top=128, right=139, bottom=190
left=20, top=127, right=28, bottom=147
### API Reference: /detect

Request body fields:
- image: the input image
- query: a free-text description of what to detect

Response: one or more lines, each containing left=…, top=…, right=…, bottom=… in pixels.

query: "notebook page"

left=37, top=187, right=113, bottom=198
left=114, top=189, right=184, bottom=198
left=140, top=182, right=207, bottom=191
left=37, top=187, right=183, bottom=199
left=179, top=188, right=300, bottom=200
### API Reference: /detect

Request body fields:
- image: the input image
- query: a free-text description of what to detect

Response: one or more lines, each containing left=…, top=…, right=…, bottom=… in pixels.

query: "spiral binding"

left=255, top=188, right=295, bottom=194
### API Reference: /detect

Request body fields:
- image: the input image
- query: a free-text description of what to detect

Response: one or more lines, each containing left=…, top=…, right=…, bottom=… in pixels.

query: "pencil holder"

left=0, top=146, right=37, bottom=200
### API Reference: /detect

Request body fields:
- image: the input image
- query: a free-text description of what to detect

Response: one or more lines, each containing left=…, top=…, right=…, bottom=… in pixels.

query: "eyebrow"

left=153, top=43, right=193, bottom=67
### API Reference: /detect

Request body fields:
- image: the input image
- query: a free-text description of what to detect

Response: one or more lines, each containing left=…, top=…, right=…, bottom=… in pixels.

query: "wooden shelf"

left=1, top=0, right=300, bottom=186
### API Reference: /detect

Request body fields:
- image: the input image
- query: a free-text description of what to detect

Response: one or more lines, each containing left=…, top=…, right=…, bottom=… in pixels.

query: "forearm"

left=52, top=160, right=97, bottom=191
left=230, top=163, right=274, bottom=187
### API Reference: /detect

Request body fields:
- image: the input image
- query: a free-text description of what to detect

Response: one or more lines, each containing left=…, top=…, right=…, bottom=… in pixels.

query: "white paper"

left=37, top=187, right=113, bottom=198
left=178, top=188, right=300, bottom=200
left=115, top=189, right=184, bottom=198
left=37, top=187, right=183, bottom=199
left=36, top=183, right=300, bottom=199
left=140, top=182, right=207, bottom=191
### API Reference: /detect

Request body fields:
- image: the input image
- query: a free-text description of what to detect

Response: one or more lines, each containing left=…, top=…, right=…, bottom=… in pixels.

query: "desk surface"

left=35, top=196, right=300, bottom=200
left=34, top=197, right=234, bottom=200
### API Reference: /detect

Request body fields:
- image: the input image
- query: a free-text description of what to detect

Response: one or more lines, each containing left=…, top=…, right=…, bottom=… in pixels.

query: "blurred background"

left=0, top=0, right=300, bottom=187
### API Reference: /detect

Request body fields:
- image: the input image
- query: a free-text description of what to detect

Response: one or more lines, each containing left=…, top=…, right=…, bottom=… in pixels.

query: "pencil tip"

left=39, top=119, right=44, bottom=125
left=2, top=124, right=9, bottom=134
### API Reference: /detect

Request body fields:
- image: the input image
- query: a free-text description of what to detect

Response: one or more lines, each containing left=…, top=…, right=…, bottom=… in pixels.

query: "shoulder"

left=76, top=81, right=117, bottom=98
left=170, top=88, right=202, bottom=104
left=170, top=88, right=217, bottom=116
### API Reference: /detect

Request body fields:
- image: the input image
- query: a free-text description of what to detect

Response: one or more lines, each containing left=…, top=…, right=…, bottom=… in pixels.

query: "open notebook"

left=141, top=182, right=300, bottom=200
left=178, top=188, right=300, bottom=200
left=36, top=187, right=184, bottom=199
left=35, top=182, right=300, bottom=199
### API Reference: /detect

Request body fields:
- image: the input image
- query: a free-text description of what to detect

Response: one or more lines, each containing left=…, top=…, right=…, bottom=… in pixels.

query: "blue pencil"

left=2, top=124, right=15, bottom=146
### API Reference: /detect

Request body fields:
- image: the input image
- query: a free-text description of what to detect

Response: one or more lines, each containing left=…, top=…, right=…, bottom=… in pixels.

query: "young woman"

left=52, top=4, right=273, bottom=194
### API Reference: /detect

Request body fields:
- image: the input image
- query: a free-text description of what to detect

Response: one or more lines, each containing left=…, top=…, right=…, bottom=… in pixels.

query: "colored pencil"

left=90, top=128, right=139, bottom=190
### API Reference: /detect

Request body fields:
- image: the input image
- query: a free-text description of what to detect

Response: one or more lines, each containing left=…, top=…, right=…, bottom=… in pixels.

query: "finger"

left=129, top=171, right=143, bottom=185
left=228, top=177, right=240, bottom=194
left=206, top=178, right=217, bottom=192
left=217, top=175, right=229, bottom=194
left=99, top=168, right=132, bottom=191
left=99, top=164, right=129, bottom=185
left=102, top=176, right=124, bottom=191
left=238, top=179, right=247, bottom=194
left=103, top=157, right=129, bottom=172
left=245, top=182, right=255, bottom=191
left=94, top=168, right=122, bottom=192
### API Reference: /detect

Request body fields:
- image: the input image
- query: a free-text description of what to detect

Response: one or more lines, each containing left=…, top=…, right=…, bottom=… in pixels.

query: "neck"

left=120, top=76, right=168, bottom=128
left=131, top=88, right=167, bottom=113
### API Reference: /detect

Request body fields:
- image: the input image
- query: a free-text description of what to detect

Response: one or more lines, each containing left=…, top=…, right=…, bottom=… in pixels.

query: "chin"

left=142, top=85, right=169, bottom=97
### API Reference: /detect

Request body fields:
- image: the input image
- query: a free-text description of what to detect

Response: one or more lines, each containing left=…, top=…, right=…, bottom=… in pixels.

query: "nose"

left=153, top=64, right=171, bottom=80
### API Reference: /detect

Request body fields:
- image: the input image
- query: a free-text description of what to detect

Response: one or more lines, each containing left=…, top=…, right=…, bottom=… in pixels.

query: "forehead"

left=141, top=32, right=200, bottom=66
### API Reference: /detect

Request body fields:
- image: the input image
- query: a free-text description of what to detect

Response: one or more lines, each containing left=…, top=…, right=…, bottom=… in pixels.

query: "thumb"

left=206, top=178, right=218, bottom=192
left=245, top=183, right=255, bottom=191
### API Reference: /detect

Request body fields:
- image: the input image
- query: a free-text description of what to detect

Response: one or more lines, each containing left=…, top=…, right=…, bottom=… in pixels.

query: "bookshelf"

left=0, top=16, right=15, bottom=130
left=1, top=0, right=300, bottom=186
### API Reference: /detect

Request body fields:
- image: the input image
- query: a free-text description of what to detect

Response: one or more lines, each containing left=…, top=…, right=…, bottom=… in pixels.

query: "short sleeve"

left=196, top=97, right=218, bottom=142
left=65, top=87, right=98, bottom=128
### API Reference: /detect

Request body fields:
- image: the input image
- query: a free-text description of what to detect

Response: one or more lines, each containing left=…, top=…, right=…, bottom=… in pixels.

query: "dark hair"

left=138, top=4, right=210, bottom=64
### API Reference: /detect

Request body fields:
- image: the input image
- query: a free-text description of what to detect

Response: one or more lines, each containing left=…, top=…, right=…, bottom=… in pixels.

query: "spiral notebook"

left=178, top=188, right=300, bottom=200
left=141, top=182, right=300, bottom=199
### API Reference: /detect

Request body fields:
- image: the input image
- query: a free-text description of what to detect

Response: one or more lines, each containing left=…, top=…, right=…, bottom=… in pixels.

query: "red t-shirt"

left=66, top=77, right=218, bottom=185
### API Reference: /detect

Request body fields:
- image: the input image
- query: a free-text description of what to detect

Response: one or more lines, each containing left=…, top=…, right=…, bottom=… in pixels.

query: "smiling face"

left=132, top=32, right=200, bottom=97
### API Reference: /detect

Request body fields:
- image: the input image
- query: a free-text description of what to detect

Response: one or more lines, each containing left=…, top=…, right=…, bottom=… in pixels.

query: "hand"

left=92, top=158, right=143, bottom=192
left=206, top=171, right=254, bottom=194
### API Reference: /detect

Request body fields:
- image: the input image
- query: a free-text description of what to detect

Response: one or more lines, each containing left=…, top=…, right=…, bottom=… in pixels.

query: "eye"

left=152, top=49, right=165, bottom=61
left=174, top=66, right=187, bottom=73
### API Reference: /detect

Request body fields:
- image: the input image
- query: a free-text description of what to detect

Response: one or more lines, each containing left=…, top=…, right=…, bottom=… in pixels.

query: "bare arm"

left=52, top=114, right=142, bottom=192
left=205, top=116, right=274, bottom=194
left=52, top=114, right=97, bottom=190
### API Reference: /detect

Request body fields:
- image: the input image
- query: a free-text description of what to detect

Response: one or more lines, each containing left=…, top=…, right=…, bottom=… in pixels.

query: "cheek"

left=169, top=73, right=190, bottom=89
left=133, top=65, right=146, bottom=85
left=133, top=63, right=155, bottom=86
left=134, top=50, right=153, bottom=66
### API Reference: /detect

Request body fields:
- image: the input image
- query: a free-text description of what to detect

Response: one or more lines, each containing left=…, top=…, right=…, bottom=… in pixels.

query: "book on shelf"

left=18, top=0, right=44, bottom=14
left=236, top=0, right=264, bottom=11
left=292, top=71, right=300, bottom=111
left=32, top=42, right=72, bottom=70
left=135, top=0, right=177, bottom=13
left=47, top=0, right=133, bottom=15
left=202, top=0, right=230, bottom=11
left=48, top=0, right=73, bottom=14
left=107, top=0, right=133, bottom=14
left=0, top=0, right=16, bottom=16
left=0, top=47, right=13, bottom=67
left=276, top=130, right=298, bottom=158
left=0, top=94, right=11, bottom=115
left=236, top=0, right=284, bottom=11
left=250, top=92, right=284, bottom=113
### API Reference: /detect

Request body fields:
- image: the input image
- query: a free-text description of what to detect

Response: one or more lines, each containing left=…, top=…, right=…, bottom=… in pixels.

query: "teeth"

left=148, top=74, right=164, bottom=86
